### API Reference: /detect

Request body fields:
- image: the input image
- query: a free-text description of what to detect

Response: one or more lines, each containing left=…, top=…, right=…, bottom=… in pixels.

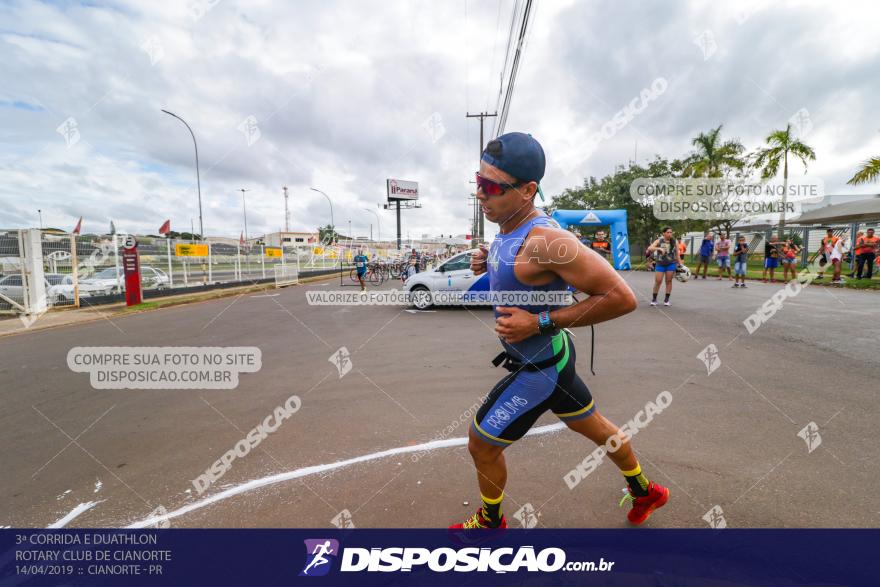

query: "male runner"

left=647, top=228, right=681, bottom=306
left=353, top=248, right=369, bottom=292
left=451, top=132, right=668, bottom=529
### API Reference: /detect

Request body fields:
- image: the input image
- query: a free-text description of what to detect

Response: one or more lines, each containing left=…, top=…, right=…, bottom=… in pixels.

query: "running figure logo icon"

left=513, top=503, right=540, bottom=528
left=300, top=539, right=339, bottom=577
left=702, top=505, right=727, bottom=529
left=328, top=347, right=353, bottom=378
left=697, top=344, right=721, bottom=376
left=797, top=421, right=822, bottom=453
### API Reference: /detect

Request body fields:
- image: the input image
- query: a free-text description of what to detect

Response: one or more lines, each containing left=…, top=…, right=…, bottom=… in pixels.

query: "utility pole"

left=282, top=186, right=290, bottom=232
left=466, top=111, right=497, bottom=244
left=363, top=208, right=380, bottom=243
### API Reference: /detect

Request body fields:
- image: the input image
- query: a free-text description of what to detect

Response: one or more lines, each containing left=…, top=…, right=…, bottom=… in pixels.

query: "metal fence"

left=2, top=231, right=417, bottom=315
left=673, top=224, right=879, bottom=271
left=0, top=230, right=26, bottom=313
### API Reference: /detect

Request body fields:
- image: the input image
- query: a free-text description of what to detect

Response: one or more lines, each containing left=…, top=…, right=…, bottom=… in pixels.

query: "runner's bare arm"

left=494, top=228, right=636, bottom=343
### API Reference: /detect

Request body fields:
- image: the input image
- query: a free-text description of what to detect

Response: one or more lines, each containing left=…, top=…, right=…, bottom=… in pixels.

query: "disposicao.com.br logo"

left=300, top=541, right=614, bottom=575
left=300, top=539, right=340, bottom=577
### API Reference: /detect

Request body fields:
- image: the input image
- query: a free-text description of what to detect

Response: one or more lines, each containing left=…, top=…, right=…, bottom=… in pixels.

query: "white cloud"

left=1, top=0, right=878, bottom=238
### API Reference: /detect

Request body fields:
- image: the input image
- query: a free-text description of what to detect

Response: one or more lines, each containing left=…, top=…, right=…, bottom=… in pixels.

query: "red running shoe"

left=620, top=482, right=669, bottom=526
left=449, top=508, right=507, bottom=530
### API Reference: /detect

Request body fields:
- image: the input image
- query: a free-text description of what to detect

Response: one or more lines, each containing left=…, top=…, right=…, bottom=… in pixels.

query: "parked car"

left=0, top=273, right=25, bottom=306
left=140, top=266, right=170, bottom=290
left=0, top=273, right=96, bottom=307
left=44, top=273, right=104, bottom=303
left=80, top=265, right=170, bottom=295
left=79, top=267, right=123, bottom=295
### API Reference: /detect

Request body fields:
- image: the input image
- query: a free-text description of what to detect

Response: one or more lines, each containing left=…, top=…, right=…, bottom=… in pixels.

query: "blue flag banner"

left=2, top=529, right=874, bottom=585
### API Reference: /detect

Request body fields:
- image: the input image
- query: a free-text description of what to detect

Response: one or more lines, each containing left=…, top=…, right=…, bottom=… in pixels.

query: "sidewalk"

left=0, top=273, right=340, bottom=338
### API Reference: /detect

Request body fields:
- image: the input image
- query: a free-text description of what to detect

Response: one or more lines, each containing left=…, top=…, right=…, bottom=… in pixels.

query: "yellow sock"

left=621, top=463, right=650, bottom=497
left=480, top=492, right=503, bottom=526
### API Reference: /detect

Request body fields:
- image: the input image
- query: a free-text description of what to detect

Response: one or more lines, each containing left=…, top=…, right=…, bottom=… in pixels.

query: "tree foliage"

left=847, top=157, right=880, bottom=185
left=547, top=156, right=709, bottom=248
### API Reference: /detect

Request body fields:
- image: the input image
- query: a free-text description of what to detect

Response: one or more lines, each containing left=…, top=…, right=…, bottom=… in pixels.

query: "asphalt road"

left=0, top=272, right=877, bottom=529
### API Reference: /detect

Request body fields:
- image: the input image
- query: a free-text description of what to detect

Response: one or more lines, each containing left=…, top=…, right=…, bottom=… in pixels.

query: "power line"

left=484, top=0, right=506, bottom=111
left=495, top=0, right=535, bottom=137
left=491, top=0, right=521, bottom=137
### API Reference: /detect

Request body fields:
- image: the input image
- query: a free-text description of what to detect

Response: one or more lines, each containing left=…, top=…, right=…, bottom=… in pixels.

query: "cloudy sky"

left=2, top=0, right=878, bottom=240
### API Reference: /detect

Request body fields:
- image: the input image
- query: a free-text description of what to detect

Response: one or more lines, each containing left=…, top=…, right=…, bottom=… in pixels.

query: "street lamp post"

left=161, top=109, right=204, bottom=240
left=363, top=208, right=380, bottom=243
left=239, top=188, right=250, bottom=242
left=239, top=188, right=250, bottom=278
left=309, top=187, right=335, bottom=242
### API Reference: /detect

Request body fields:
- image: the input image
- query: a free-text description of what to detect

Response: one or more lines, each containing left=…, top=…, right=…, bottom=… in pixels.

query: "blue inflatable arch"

left=550, top=209, right=631, bottom=270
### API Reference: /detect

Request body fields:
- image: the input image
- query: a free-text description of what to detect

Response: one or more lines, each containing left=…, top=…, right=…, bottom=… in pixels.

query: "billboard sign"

left=386, top=179, right=419, bottom=201
left=175, top=244, right=209, bottom=257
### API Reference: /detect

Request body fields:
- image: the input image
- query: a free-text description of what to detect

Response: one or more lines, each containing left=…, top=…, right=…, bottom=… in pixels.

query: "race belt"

left=491, top=343, right=565, bottom=373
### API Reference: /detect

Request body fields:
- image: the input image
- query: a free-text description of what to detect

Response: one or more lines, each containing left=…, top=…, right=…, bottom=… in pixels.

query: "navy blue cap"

left=481, top=132, right=546, bottom=184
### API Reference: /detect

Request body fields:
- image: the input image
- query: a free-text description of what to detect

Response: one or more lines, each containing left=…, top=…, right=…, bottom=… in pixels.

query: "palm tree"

left=683, top=126, right=746, bottom=237
left=684, top=125, right=746, bottom=177
left=753, top=124, right=816, bottom=236
left=847, top=157, right=880, bottom=185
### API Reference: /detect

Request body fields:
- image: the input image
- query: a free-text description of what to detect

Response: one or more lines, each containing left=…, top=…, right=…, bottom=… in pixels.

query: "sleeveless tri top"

left=487, top=212, right=569, bottom=363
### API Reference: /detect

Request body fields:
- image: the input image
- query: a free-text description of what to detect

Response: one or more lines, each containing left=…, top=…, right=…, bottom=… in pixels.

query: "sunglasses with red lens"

left=475, top=172, right=523, bottom=197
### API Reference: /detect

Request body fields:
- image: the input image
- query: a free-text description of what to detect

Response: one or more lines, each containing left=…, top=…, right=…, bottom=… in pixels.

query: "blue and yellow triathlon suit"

left=472, top=213, right=595, bottom=447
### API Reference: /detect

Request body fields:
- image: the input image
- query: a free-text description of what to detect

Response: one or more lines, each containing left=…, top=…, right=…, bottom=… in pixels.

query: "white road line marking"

left=250, top=294, right=280, bottom=298
left=125, top=423, right=568, bottom=528
left=47, top=501, right=102, bottom=528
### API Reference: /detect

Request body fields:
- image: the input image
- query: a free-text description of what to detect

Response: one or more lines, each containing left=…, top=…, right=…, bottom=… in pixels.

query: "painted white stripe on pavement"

left=48, top=501, right=102, bottom=528
left=126, top=422, right=567, bottom=528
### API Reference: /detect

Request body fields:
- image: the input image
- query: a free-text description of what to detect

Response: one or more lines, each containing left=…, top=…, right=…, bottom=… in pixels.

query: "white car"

left=140, top=266, right=170, bottom=290
left=403, top=249, right=490, bottom=310
left=45, top=273, right=100, bottom=303
left=0, top=274, right=26, bottom=306
left=0, top=273, right=96, bottom=307
left=80, top=267, right=123, bottom=295
left=80, top=266, right=170, bottom=295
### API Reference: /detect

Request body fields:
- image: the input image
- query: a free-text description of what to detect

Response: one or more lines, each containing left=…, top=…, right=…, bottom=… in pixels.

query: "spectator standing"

left=590, top=230, right=611, bottom=261
left=694, top=231, right=714, bottom=279
left=647, top=227, right=681, bottom=306
left=856, top=228, right=878, bottom=279
left=715, top=232, right=733, bottom=280
left=762, top=234, right=781, bottom=283
left=780, top=239, right=801, bottom=282
left=732, top=236, right=749, bottom=288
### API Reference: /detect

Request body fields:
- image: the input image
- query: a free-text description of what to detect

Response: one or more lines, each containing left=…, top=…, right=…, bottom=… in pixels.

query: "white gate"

left=0, top=229, right=47, bottom=316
